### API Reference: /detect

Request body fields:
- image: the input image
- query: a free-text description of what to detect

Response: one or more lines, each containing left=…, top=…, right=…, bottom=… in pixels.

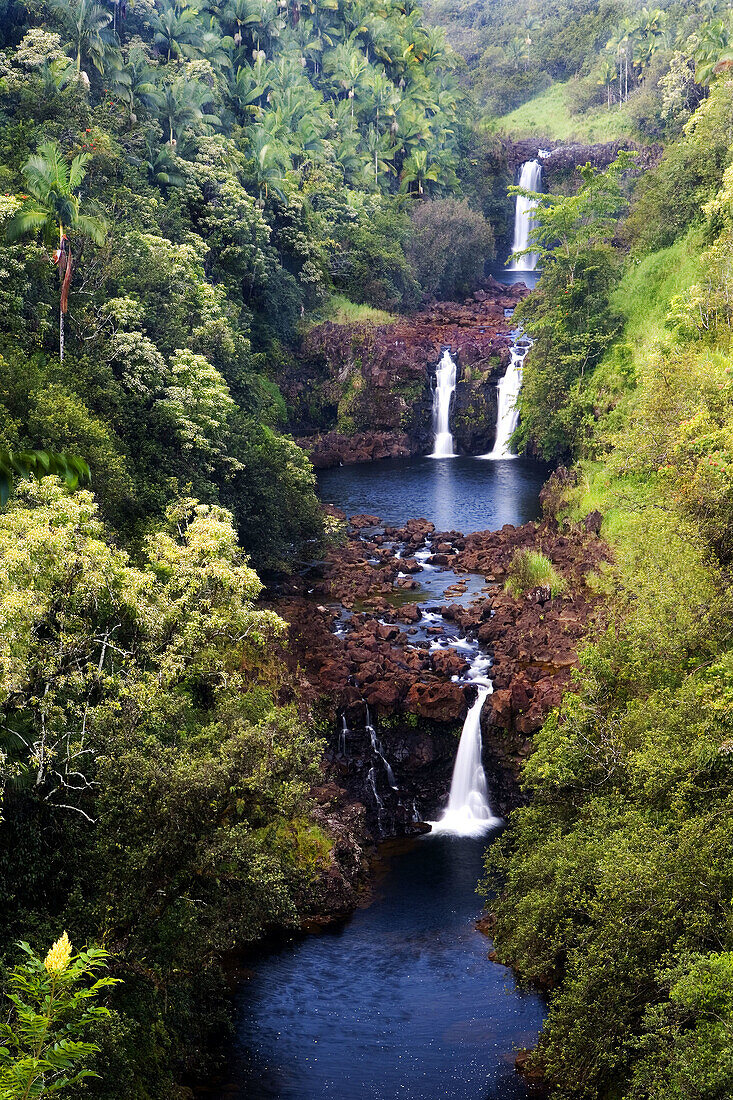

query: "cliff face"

left=282, top=287, right=528, bottom=467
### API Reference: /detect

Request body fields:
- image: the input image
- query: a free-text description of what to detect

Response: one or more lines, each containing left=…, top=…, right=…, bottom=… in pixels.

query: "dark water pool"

left=224, top=834, right=544, bottom=1100
left=317, top=456, right=549, bottom=533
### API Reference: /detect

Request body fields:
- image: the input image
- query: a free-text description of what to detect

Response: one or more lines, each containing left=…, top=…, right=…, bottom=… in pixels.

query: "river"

left=318, top=456, right=548, bottom=534
left=224, top=835, right=544, bottom=1100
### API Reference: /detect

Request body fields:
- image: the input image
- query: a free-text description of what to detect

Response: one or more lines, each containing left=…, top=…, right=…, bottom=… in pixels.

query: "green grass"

left=491, top=82, right=638, bottom=143
left=611, top=228, right=703, bottom=349
left=505, top=548, right=566, bottom=597
left=322, top=293, right=396, bottom=327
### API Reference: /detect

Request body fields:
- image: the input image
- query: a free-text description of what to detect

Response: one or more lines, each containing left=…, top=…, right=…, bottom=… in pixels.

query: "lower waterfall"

left=431, top=655, right=501, bottom=837
left=429, top=349, right=457, bottom=457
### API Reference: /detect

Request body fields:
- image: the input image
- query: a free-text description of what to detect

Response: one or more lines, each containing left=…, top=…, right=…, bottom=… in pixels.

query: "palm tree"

left=325, top=42, right=369, bottom=122
left=152, top=2, right=203, bottom=62
left=0, top=449, right=90, bottom=506
left=50, top=0, right=115, bottom=76
left=597, top=58, right=616, bottom=109
left=399, top=147, right=438, bottom=196
left=109, top=47, right=162, bottom=119
left=6, top=141, right=106, bottom=362
left=156, top=78, right=221, bottom=144
left=248, top=127, right=290, bottom=200
left=363, top=123, right=394, bottom=189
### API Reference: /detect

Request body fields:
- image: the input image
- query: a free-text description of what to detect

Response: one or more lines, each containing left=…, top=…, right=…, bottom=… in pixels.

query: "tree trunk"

left=60, top=306, right=64, bottom=363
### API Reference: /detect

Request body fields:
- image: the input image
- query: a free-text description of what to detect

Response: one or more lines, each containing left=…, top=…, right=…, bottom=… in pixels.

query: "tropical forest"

left=3, top=0, right=733, bottom=1097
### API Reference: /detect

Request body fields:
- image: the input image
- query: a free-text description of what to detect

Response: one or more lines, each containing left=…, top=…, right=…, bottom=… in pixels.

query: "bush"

left=504, top=548, right=566, bottom=597
left=408, top=198, right=494, bottom=300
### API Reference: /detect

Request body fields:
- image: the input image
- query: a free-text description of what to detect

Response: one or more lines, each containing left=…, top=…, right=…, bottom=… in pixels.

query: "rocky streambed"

left=277, top=507, right=609, bottom=858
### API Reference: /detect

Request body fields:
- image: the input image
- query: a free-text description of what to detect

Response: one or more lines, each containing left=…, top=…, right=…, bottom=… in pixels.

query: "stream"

left=221, top=452, right=548, bottom=1099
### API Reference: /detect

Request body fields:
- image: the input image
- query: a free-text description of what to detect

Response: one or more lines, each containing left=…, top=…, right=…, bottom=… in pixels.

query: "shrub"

left=408, top=198, right=494, bottom=300
left=504, top=548, right=566, bottom=597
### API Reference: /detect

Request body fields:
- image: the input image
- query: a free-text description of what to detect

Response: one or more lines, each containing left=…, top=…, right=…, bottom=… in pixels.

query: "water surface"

left=318, top=455, right=548, bottom=532
left=225, top=835, right=544, bottom=1099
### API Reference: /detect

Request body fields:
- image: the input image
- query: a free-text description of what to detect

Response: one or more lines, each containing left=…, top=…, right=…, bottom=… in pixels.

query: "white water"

left=507, top=159, right=543, bottom=272
left=480, top=336, right=532, bottom=461
left=429, top=350, right=457, bottom=458
left=431, top=656, right=501, bottom=837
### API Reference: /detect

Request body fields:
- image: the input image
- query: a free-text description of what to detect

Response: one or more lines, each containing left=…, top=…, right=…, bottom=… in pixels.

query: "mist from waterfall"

left=429, top=349, right=457, bottom=458
left=507, top=159, right=543, bottom=272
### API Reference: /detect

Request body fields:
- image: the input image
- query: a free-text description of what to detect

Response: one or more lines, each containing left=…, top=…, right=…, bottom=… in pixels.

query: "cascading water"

left=429, top=349, right=457, bottom=458
left=366, top=705, right=397, bottom=789
left=480, top=335, right=532, bottom=461
left=507, top=159, right=543, bottom=272
left=431, top=655, right=501, bottom=837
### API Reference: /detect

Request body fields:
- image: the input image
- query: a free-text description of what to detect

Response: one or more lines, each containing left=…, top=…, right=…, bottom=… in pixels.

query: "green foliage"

left=0, top=446, right=89, bottom=505
left=504, top=548, right=565, bottom=597
left=512, top=155, right=632, bottom=458
left=0, top=483, right=330, bottom=1094
left=624, top=79, right=733, bottom=253
left=0, top=934, right=116, bottom=1099
left=424, top=0, right=623, bottom=118
left=408, top=197, right=494, bottom=300
left=487, top=80, right=733, bottom=1100
left=493, top=80, right=637, bottom=142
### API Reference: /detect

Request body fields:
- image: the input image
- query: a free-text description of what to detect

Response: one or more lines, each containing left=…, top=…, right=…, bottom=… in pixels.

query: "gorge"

left=5, top=0, right=733, bottom=1093
left=214, top=166, right=609, bottom=1098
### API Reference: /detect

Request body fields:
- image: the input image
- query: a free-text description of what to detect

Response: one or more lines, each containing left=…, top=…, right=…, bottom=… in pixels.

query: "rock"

left=350, top=514, right=382, bottom=529
left=584, top=509, right=603, bottom=534
left=405, top=681, right=468, bottom=722
left=514, top=1049, right=545, bottom=1084
left=431, top=649, right=470, bottom=678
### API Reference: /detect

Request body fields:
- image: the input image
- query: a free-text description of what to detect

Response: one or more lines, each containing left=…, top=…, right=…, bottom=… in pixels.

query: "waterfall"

left=507, top=159, right=543, bottom=272
left=431, top=656, right=501, bottom=837
left=366, top=706, right=397, bottom=788
left=429, top=350, right=457, bottom=458
left=480, top=336, right=532, bottom=461
left=339, top=715, right=349, bottom=756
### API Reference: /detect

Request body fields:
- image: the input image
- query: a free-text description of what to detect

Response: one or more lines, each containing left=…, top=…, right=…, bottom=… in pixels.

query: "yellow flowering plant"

left=0, top=935, right=118, bottom=1099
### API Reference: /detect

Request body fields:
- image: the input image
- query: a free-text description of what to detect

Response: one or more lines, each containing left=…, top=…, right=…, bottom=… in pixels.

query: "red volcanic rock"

left=405, top=681, right=468, bottom=722
left=363, top=678, right=407, bottom=710
left=489, top=688, right=512, bottom=727
left=396, top=603, right=421, bottom=624
left=399, top=559, right=422, bottom=574
left=430, top=649, right=470, bottom=678
left=349, top=514, right=382, bottom=529
left=376, top=622, right=400, bottom=642
left=304, top=431, right=414, bottom=468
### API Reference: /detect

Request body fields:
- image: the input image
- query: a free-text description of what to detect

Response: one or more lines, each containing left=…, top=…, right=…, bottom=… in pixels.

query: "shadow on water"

left=223, top=833, right=545, bottom=1100
left=317, top=456, right=549, bottom=533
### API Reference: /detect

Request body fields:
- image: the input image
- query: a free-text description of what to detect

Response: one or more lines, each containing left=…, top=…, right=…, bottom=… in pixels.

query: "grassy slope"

left=491, top=82, right=639, bottom=143
left=562, top=230, right=703, bottom=548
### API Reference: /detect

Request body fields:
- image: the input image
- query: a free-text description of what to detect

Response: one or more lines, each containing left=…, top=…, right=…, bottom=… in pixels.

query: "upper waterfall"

left=429, top=349, right=457, bottom=458
left=507, top=159, right=543, bottom=272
